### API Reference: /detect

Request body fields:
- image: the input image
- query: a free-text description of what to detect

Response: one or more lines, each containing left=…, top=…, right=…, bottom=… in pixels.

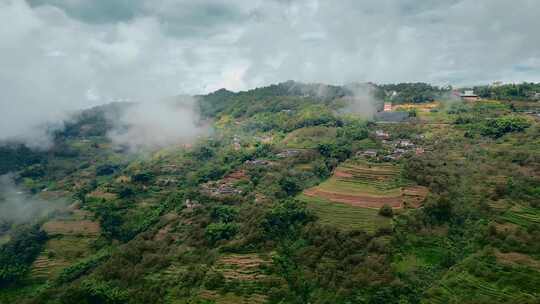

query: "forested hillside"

left=1, top=82, right=540, bottom=304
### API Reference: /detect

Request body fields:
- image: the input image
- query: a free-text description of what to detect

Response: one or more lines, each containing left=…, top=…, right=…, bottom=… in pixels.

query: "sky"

left=2, top=0, right=540, bottom=144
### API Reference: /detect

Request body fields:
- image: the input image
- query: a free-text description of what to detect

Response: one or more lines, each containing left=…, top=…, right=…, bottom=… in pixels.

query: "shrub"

left=204, top=271, right=225, bottom=290
left=132, top=172, right=154, bottom=183
left=481, top=116, right=531, bottom=138
left=378, top=205, right=394, bottom=217
left=96, top=164, right=119, bottom=176
left=263, top=199, right=314, bottom=239
left=211, top=205, right=238, bottom=223
left=205, top=223, right=238, bottom=244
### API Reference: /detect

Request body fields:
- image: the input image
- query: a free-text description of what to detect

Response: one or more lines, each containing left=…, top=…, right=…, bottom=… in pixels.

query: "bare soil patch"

left=215, top=254, right=269, bottom=281
left=334, top=170, right=353, bottom=178
left=43, top=220, right=100, bottom=236
left=495, top=250, right=540, bottom=270
left=87, top=190, right=117, bottom=200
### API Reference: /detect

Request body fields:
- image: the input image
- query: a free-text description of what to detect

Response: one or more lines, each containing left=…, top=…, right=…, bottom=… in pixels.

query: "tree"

left=205, top=223, right=238, bottom=244
left=481, top=116, right=531, bottom=138
left=379, top=204, right=394, bottom=217
left=280, top=177, right=302, bottom=196
left=263, top=199, right=314, bottom=239
left=211, top=205, right=238, bottom=223
left=0, top=225, right=48, bottom=285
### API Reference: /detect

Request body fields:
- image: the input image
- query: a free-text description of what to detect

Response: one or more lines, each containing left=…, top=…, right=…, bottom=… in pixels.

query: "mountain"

left=1, top=81, right=539, bottom=304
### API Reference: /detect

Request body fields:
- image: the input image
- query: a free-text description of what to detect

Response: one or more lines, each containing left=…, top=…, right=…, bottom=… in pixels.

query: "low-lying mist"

left=0, top=175, right=66, bottom=225
left=340, top=83, right=379, bottom=118
left=107, top=97, right=210, bottom=153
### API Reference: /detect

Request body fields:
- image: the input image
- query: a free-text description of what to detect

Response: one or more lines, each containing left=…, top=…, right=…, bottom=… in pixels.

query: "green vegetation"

left=374, top=83, right=451, bottom=103
left=474, top=82, right=540, bottom=101
left=0, top=225, right=47, bottom=286
left=297, top=194, right=391, bottom=232
left=1, top=81, right=540, bottom=304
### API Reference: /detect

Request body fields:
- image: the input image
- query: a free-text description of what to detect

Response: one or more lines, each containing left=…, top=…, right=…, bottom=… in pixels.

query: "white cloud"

left=107, top=98, right=209, bottom=153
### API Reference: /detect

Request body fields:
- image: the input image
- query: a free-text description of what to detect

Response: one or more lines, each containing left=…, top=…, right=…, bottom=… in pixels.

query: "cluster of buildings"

left=359, top=130, right=425, bottom=162
left=201, top=170, right=247, bottom=197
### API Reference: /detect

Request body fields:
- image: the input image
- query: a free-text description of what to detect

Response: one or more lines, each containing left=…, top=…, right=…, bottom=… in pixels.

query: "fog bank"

left=0, top=175, right=65, bottom=224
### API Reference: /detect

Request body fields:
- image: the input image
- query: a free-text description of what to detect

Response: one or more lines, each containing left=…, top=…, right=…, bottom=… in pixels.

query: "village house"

left=461, top=90, right=480, bottom=101
left=233, top=135, right=241, bottom=150
left=357, top=149, right=378, bottom=158
left=383, top=154, right=398, bottom=162
left=157, top=178, right=178, bottom=186
left=201, top=182, right=242, bottom=197
left=394, top=148, right=407, bottom=155
left=215, top=184, right=242, bottom=195
left=397, top=139, right=414, bottom=148
left=185, top=199, right=201, bottom=209
left=375, top=130, right=390, bottom=139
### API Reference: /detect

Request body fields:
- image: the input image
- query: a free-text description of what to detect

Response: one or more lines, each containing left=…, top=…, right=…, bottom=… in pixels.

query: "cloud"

left=0, top=174, right=65, bottom=224
left=2, top=0, right=540, bottom=145
left=107, top=97, right=209, bottom=153
left=340, top=84, right=379, bottom=118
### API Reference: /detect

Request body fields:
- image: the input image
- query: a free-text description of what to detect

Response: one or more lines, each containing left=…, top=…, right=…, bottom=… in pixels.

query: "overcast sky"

left=2, top=0, right=540, bottom=143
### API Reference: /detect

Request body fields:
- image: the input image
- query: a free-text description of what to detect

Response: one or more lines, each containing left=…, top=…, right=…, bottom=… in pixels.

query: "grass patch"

left=282, top=126, right=337, bottom=149
left=297, top=194, right=391, bottom=232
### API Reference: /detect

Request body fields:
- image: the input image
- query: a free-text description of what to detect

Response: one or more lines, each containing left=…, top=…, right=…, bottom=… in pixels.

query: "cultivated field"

left=31, top=207, right=101, bottom=282
left=302, top=160, right=427, bottom=209
left=281, top=126, right=337, bottom=149
left=425, top=254, right=540, bottom=304
left=297, top=194, right=391, bottom=232
left=500, top=205, right=540, bottom=228
left=299, top=159, right=427, bottom=231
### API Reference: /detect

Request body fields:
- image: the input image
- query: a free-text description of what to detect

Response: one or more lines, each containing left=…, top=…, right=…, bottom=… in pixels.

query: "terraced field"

left=297, top=194, right=391, bottom=232
left=198, top=290, right=267, bottom=304
left=31, top=207, right=101, bottom=282
left=281, top=126, right=337, bottom=149
left=426, top=272, right=537, bottom=304
left=499, top=205, right=540, bottom=228
left=213, top=253, right=270, bottom=282
left=425, top=253, right=540, bottom=304
left=161, top=253, right=271, bottom=304
left=303, top=160, right=427, bottom=209
left=31, top=237, right=96, bottom=281
left=197, top=253, right=271, bottom=303
left=299, top=159, right=427, bottom=231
